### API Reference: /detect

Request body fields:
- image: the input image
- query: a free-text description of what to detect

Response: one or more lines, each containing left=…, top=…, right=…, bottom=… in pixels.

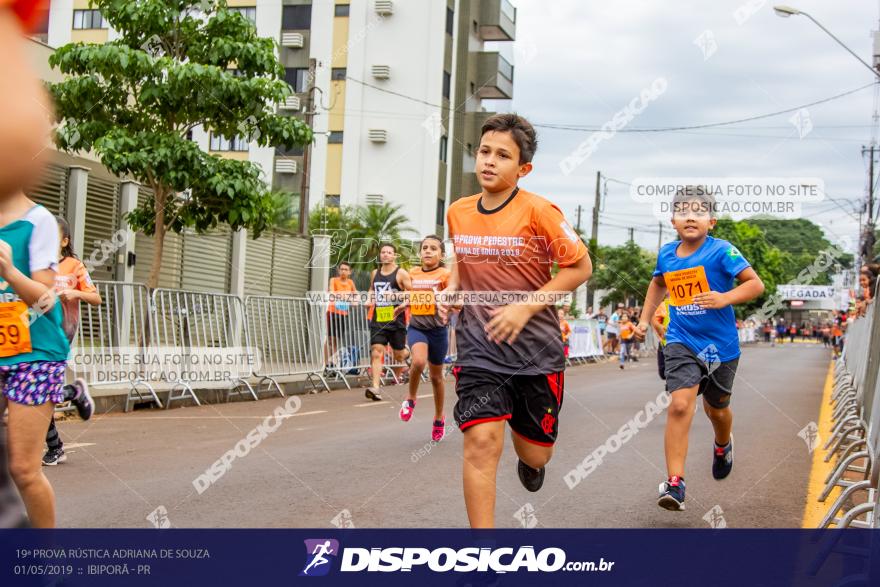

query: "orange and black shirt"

left=408, top=265, right=451, bottom=331
left=447, top=188, right=587, bottom=374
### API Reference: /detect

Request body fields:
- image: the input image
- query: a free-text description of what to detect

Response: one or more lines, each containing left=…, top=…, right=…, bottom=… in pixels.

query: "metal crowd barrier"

left=815, top=289, right=880, bottom=530
left=322, top=303, right=371, bottom=390
left=69, top=281, right=166, bottom=412
left=151, top=289, right=251, bottom=404
left=245, top=295, right=328, bottom=394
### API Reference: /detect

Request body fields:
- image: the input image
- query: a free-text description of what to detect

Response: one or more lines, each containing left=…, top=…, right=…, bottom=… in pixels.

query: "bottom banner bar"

left=0, top=529, right=877, bottom=586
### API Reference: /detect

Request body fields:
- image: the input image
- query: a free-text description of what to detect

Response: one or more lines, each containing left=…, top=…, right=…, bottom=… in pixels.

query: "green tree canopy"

left=749, top=218, right=854, bottom=280
left=48, top=0, right=312, bottom=287
left=589, top=240, right=657, bottom=308
left=309, top=203, right=417, bottom=271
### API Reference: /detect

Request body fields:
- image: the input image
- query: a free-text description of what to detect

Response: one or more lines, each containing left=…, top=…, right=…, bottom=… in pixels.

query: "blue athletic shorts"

left=407, top=326, right=449, bottom=365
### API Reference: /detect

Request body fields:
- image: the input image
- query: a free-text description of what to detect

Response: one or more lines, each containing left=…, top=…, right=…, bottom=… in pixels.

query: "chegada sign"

left=777, top=285, right=834, bottom=300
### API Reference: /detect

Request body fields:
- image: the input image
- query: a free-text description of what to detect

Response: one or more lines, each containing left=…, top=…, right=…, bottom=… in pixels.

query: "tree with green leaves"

left=589, top=240, right=656, bottom=308
left=309, top=203, right=416, bottom=271
left=48, top=0, right=312, bottom=288
left=712, top=219, right=788, bottom=316
left=749, top=218, right=853, bottom=281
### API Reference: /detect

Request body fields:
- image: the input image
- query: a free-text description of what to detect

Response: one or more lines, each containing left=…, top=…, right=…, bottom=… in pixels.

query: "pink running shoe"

left=432, top=418, right=446, bottom=442
left=399, top=399, right=416, bottom=422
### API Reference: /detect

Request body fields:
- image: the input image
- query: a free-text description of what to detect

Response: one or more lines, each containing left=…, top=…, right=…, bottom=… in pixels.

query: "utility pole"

left=861, top=144, right=877, bottom=264
left=575, top=205, right=584, bottom=233
left=628, top=227, right=635, bottom=244
left=298, top=58, right=317, bottom=235
left=589, top=171, right=601, bottom=307
left=657, top=222, right=663, bottom=253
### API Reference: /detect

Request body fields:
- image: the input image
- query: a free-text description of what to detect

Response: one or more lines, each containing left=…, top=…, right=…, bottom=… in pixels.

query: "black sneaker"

left=658, top=476, right=685, bottom=511
left=42, top=448, right=67, bottom=466
left=365, top=388, right=383, bottom=401
left=517, top=459, right=545, bottom=492
left=71, top=378, right=94, bottom=421
left=712, top=436, right=733, bottom=480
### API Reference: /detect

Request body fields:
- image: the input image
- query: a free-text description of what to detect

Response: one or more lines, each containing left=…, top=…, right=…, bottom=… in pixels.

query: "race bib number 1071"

left=664, top=266, right=710, bottom=307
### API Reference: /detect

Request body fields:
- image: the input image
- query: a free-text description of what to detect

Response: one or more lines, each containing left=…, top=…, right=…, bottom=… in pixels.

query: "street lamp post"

left=773, top=5, right=880, bottom=80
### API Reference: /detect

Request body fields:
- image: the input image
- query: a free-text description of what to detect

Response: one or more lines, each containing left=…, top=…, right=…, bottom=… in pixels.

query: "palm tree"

left=346, top=203, right=417, bottom=270
left=307, top=203, right=416, bottom=270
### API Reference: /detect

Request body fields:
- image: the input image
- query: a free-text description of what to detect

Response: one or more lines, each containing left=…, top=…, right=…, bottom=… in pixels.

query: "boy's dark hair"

left=480, top=113, right=538, bottom=164
left=338, top=261, right=351, bottom=269
left=56, top=215, right=76, bottom=259
left=672, top=185, right=717, bottom=219
left=379, top=242, right=397, bottom=253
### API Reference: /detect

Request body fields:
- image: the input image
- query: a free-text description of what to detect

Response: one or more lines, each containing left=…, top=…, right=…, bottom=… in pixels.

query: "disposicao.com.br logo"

left=299, top=539, right=615, bottom=575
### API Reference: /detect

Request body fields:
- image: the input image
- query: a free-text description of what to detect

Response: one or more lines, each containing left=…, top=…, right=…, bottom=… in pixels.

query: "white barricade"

left=69, top=281, right=164, bottom=411
left=245, top=295, right=329, bottom=394
left=151, top=289, right=254, bottom=403
left=323, top=302, right=372, bottom=389
left=568, top=319, right=605, bottom=363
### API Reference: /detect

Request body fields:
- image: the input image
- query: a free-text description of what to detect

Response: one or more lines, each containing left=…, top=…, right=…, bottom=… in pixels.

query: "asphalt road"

left=48, top=343, right=830, bottom=529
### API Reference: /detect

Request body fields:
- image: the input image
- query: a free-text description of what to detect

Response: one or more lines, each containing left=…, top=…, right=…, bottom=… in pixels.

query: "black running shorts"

left=453, top=366, right=564, bottom=446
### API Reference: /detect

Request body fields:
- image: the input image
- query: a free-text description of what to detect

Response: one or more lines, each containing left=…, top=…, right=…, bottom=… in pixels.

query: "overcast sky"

left=486, top=0, right=879, bottom=254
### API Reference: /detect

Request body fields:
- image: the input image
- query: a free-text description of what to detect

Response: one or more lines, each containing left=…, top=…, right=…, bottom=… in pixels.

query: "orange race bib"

left=664, top=266, right=710, bottom=307
left=410, top=291, right=436, bottom=316
left=0, top=301, right=32, bottom=357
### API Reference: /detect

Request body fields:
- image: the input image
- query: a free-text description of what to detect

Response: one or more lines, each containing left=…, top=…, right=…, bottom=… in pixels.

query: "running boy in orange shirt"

left=444, top=113, right=592, bottom=528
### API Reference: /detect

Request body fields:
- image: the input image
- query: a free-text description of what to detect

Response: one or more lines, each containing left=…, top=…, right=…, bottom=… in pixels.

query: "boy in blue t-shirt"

left=635, top=186, right=764, bottom=511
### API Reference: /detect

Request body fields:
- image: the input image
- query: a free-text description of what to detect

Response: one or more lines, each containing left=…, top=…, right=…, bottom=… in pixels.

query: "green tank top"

left=0, top=205, right=69, bottom=366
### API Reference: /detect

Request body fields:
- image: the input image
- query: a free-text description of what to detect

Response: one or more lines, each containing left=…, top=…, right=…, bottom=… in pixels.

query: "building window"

left=276, top=144, right=304, bottom=157
left=285, top=67, right=309, bottom=92
left=72, top=9, right=107, bottom=30
left=442, top=71, right=451, bottom=99
left=466, top=142, right=473, bottom=154
left=436, top=199, right=445, bottom=228
left=209, top=134, right=249, bottom=152
left=470, top=82, right=475, bottom=94
left=472, top=20, right=478, bottom=34
left=446, top=7, right=454, bottom=35
left=439, top=136, right=448, bottom=163
left=331, top=68, right=347, bottom=81
left=334, top=4, right=350, bottom=17
left=328, top=131, right=344, bottom=144
left=229, top=6, right=257, bottom=23
left=326, top=194, right=341, bottom=207
left=282, top=5, right=312, bottom=29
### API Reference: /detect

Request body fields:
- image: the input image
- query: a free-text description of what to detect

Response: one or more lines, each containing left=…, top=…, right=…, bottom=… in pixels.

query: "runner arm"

left=725, top=267, right=764, bottom=305
left=693, top=267, right=764, bottom=309
left=636, top=276, right=667, bottom=340
left=394, top=268, right=412, bottom=314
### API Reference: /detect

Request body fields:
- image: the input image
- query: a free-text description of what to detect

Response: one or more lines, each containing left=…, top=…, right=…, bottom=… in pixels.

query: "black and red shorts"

left=452, top=366, right=564, bottom=446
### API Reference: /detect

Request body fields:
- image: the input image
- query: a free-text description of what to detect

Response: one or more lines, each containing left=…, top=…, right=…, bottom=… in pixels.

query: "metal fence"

left=814, top=291, right=880, bottom=529
left=70, top=282, right=639, bottom=407
left=322, top=303, right=371, bottom=389
left=69, top=282, right=165, bottom=412
left=151, top=289, right=251, bottom=404
left=245, top=295, right=328, bottom=394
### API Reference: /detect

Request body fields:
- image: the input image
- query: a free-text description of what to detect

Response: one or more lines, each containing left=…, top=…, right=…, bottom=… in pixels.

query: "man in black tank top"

left=365, top=243, right=412, bottom=401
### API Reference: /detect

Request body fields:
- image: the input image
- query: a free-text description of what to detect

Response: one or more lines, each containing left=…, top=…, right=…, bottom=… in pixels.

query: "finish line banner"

left=1, top=529, right=877, bottom=586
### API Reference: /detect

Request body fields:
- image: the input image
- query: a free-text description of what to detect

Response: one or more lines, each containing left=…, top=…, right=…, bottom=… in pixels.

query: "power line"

left=534, top=83, right=875, bottom=132
left=345, top=76, right=874, bottom=135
